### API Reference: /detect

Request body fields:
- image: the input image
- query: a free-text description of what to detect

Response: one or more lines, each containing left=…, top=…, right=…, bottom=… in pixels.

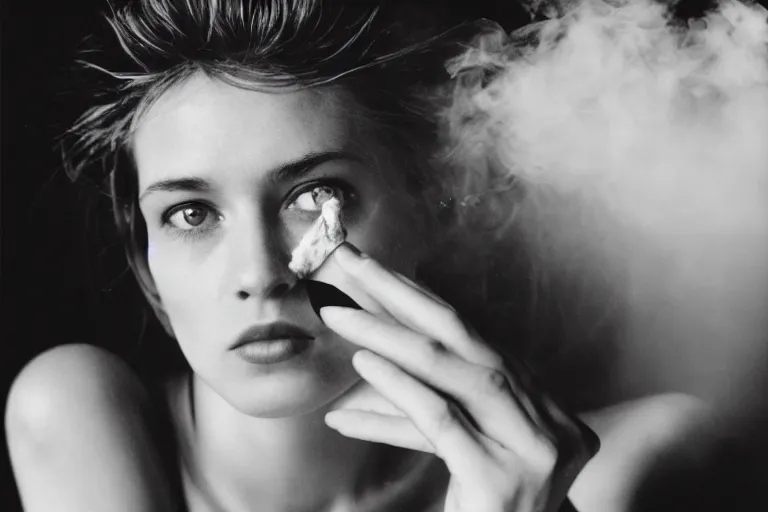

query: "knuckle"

left=485, top=368, right=511, bottom=393
left=426, top=339, right=449, bottom=357
left=421, top=338, right=449, bottom=373
left=474, top=368, right=510, bottom=397
left=432, top=400, right=460, bottom=433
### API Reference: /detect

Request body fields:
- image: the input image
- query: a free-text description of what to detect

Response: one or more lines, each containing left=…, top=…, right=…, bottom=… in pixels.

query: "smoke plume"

left=446, top=0, right=768, bottom=408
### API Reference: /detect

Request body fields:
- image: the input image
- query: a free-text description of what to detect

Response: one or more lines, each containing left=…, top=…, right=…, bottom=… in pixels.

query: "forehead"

left=131, top=73, right=354, bottom=188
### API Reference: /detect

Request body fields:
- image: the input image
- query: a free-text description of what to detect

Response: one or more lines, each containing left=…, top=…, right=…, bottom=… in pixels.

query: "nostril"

left=235, top=280, right=292, bottom=301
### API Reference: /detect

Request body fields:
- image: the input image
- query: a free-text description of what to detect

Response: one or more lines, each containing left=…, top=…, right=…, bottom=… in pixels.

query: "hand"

left=319, top=244, right=600, bottom=512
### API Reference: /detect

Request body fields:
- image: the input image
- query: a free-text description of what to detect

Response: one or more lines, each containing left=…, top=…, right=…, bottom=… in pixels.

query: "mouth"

left=230, top=321, right=315, bottom=365
left=230, top=321, right=315, bottom=350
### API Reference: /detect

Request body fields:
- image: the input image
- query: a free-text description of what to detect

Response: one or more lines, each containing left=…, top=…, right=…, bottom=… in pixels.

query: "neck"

left=179, top=372, right=391, bottom=512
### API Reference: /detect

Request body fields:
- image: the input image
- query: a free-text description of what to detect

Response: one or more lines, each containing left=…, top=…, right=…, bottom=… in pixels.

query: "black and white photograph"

left=2, top=1, right=768, bottom=511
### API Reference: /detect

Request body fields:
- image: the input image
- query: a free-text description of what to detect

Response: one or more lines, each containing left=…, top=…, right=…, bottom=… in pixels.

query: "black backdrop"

left=1, top=2, right=159, bottom=509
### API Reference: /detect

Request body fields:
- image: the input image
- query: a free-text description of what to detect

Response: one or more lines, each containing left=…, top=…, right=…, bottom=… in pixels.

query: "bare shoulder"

left=568, top=393, right=710, bottom=512
left=6, top=343, right=151, bottom=439
left=6, top=343, right=177, bottom=511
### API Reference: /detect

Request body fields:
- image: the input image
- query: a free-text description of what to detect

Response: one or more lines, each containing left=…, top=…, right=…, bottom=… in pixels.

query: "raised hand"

left=318, top=244, right=599, bottom=512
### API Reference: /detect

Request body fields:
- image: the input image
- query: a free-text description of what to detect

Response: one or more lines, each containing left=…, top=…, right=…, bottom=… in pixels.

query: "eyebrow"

left=138, top=150, right=362, bottom=203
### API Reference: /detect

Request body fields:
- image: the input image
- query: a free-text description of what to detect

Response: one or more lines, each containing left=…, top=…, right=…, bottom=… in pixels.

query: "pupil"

left=183, top=208, right=205, bottom=226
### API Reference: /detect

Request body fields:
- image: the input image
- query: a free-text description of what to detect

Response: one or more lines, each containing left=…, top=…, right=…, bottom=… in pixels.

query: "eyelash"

left=159, top=179, right=355, bottom=241
left=284, top=178, right=354, bottom=215
left=159, top=200, right=221, bottom=242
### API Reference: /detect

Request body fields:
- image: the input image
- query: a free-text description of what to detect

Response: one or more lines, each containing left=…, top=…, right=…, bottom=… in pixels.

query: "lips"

left=230, top=321, right=314, bottom=350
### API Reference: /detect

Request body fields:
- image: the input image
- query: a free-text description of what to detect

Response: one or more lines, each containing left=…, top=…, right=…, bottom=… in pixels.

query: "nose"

left=227, top=213, right=296, bottom=302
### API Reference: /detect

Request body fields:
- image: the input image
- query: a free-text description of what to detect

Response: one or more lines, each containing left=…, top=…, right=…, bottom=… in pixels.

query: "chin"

left=221, top=363, right=360, bottom=419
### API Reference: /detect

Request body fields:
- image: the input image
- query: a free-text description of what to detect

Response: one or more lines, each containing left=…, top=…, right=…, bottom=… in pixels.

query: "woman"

left=5, top=1, right=706, bottom=511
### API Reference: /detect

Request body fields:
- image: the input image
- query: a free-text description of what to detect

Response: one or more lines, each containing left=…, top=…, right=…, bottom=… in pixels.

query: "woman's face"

left=133, top=73, right=424, bottom=417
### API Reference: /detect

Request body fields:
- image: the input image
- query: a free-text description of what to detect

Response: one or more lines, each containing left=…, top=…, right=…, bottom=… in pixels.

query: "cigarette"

left=288, top=191, right=347, bottom=279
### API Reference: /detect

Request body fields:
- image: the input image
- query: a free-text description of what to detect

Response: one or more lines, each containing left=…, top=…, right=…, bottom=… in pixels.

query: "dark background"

left=2, top=1, right=767, bottom=511
left=1, top=2, right=160, bottom=509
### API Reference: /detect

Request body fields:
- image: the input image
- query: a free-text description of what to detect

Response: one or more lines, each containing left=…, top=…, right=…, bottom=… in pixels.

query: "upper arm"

left=5, top=343, right=179, bottom=512
left=568, top=393, right=709, bottom=512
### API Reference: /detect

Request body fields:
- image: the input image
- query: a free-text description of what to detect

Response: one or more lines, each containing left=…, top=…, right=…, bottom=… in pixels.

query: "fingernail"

left=305, top=280, right=362, bottom=320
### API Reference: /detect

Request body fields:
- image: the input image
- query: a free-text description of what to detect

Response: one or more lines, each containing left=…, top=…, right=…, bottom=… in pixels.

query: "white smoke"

left=447, top=0, right=768, bottom=407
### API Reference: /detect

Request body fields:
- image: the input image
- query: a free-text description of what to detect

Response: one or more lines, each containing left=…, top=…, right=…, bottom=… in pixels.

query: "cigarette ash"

left=289, top=188, right=347, bottom=279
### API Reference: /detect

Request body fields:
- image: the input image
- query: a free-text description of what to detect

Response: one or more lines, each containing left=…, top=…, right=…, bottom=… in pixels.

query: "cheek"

left=146, top=244, right=224, bottom=366
left=348, top=196, right=425, bottom=277
left=147, top=240, right=178, bottom=292
left=146, top=240, right=214, bottom=320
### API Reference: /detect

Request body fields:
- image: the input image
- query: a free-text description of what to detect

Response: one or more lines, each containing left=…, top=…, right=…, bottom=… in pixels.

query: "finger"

left=333, top=249, right=572, bottom=441
left=324, top=410, right=434, bottom=453
left=350, top=349, right=489, bottom=475
left=333, top=244, right=501, bottom=368
left=391, top=270, right=452, bottom=309
left=329, top=379, right=406, bottom=417
left=322, top=307, right=541, bottom=450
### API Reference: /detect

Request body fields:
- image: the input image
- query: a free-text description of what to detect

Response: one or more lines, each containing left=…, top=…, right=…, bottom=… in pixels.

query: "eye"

left=164, top=203, right=219, bottom=231
left=287, top=184, right=344, bottom=213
